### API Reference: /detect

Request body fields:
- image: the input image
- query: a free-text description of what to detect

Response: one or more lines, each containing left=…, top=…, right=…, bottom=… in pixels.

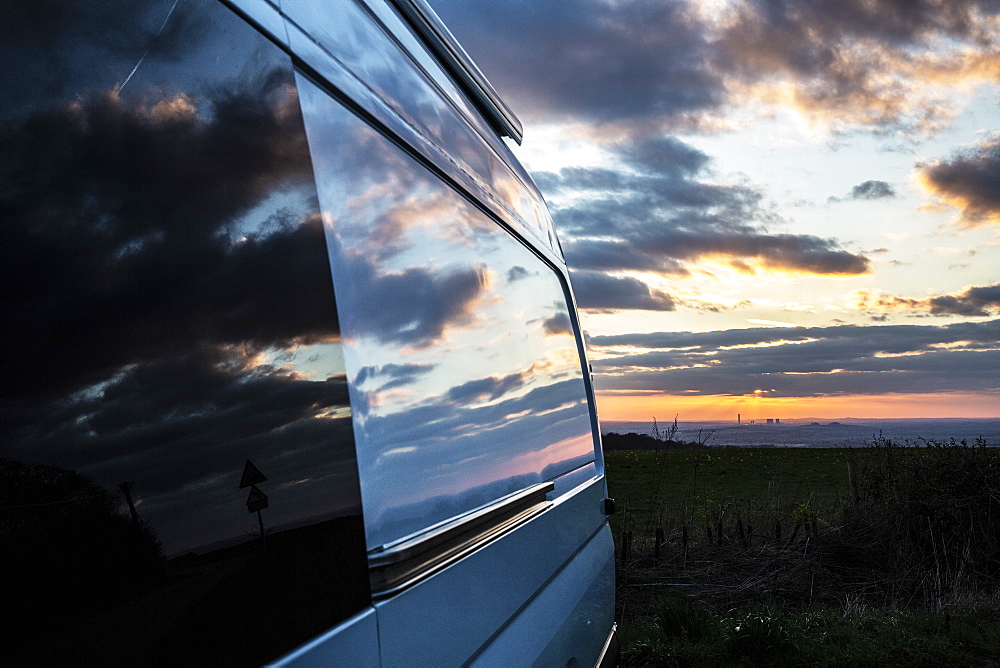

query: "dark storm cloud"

left=6, top=347, right=351, bottom=476
left=562, top=239, right=686, bottom=274
left=535, top=137, right=733, bottom=214
left=0, top=72, right=329, bottom=402
left=588, top=319, right=1000, bottom=397
left=619, top=135, right=712, bottom=176
left=570, top=271, right=675, bottom=312
left=590, top=318, right=998, bottom=350
left=0, top=0, right=207, bottom=117
left=2, top=341, right=362, bottom=550
left=434, top=0, right=998, bottom=136
left=565, top=229, right=870, bottom=277
left=430, top=0, right=722, bottom=125
left=858, top=283, right=1000, bottom=317
left=719, top=0, right=993, bottom=69
left=714, top=0, right=1000, bottom=134
left=916, top=138, right=1000, bottom=226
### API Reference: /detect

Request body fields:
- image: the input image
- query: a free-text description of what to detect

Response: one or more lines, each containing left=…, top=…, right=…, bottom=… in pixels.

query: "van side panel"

left=375, top=478, right=609, bottom=666
left=470, top=523, right=615, bottom=666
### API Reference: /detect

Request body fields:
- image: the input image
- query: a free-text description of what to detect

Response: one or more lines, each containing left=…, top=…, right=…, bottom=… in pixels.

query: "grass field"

left=605, top=447, right=854, bottom=545
left=605, top=445, right=1000, bottom=666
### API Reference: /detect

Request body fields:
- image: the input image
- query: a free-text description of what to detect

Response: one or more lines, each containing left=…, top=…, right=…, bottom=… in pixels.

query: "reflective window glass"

left=282, top=0, right=557, bottom=256
left=297, top=74, right=597, bottom=550
left=0, top=0, right=369, bottom=663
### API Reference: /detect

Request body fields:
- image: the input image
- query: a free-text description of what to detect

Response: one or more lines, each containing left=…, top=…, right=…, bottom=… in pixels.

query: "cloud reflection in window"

left=298, top=76, right=598, bottom=549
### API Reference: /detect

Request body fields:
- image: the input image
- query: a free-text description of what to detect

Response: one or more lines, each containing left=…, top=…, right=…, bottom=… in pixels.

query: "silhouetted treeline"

left=0, top=459, right=165, bottom=654
left=602, top=432, right=708, bottom=451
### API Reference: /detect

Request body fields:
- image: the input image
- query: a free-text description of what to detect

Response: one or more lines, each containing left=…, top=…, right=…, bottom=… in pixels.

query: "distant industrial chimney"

left=738, top=413, right=741, bottom=425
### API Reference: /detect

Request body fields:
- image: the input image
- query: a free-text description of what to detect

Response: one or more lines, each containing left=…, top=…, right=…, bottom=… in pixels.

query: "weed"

left=723, top=610, right=795, bottom=660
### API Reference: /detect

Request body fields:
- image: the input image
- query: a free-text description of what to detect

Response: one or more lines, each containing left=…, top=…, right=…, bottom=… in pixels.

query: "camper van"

left=0, top=0, right=617, bottom=664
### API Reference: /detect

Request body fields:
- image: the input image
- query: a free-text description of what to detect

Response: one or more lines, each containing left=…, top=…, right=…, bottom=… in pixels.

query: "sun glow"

left=595, top=391, right=1000, bottom=421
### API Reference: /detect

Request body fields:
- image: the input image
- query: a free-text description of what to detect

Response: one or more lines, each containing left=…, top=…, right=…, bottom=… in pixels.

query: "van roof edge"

left=389, top=0, right=524, bottom=144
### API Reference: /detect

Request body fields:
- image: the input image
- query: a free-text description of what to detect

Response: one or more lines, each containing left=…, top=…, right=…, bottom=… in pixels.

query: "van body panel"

left=470, top=523, right=615, bottom=667
left=275, top=607, right=379, bottom=667
left=374, top=476, right=609, bottom=666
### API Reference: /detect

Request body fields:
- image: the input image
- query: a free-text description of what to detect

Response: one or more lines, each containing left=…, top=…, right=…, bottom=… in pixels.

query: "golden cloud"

left=914, top=137, right=1000, bottom=227
left=711, top=2, right=1000, bottom=138
left=854, top=283, right=1000, bottom=317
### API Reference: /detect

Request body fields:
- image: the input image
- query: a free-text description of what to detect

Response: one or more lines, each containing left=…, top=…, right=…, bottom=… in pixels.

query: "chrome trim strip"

left=596, top=622, right=620, bottom=668
left=368, top=481, right=553, bottom=597
left=389, top=0, right=524, bottom=144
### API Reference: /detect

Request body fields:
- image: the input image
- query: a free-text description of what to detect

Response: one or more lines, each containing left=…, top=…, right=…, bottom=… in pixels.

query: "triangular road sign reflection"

left=246, top=484, right=268, bottom=504
left=239, top=460, right=266, bottom=489
left=246, top=484, right=269, bottom=513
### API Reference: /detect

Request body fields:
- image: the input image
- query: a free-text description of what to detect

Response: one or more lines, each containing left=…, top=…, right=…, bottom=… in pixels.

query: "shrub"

left=843, top=436, right=1000, bottom=608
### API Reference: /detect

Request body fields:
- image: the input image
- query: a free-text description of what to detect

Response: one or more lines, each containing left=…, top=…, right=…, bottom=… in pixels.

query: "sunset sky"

left=432, top=0, right=1000, bottom=421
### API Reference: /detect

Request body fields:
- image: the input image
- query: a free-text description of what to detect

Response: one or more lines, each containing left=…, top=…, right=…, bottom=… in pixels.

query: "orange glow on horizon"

left=595, top=391, right=1000, bottom=421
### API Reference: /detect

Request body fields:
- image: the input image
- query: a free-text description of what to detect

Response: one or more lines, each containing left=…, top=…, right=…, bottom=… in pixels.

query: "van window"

left=296, top=74, right=598, bottom=551
left=0, top=0, right=369, bottom=663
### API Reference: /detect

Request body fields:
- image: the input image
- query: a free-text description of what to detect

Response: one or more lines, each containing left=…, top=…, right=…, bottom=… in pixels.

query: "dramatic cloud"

left=435, top=0, right=1000, bottom=137
left=431, top=0, right=722, bottom=128
left=548, top=135, right=870, bottom=306
left=3, top=342, right=361, bottom=553
left=565, top=231, right=870, bottom=277
left=715, top=0, right=1000, bottom=136
left=0, top=72, right=336, bottom=402
left=915, top=137, right=1000, bottom=227
left=446, top=371, right=528, bottom=404
left=0, top=0, right=209, bottom=118
left=589, top=319, right=1000, bottom=397
left=338, top=252, right=487, bottom=348
left=571, top=271, right=676, bottom=312
left=856, top=283, right=1000, bottom=317
left=355, top=363, right=436, bottom=392
left=542, top=312, right=574, bottom=336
